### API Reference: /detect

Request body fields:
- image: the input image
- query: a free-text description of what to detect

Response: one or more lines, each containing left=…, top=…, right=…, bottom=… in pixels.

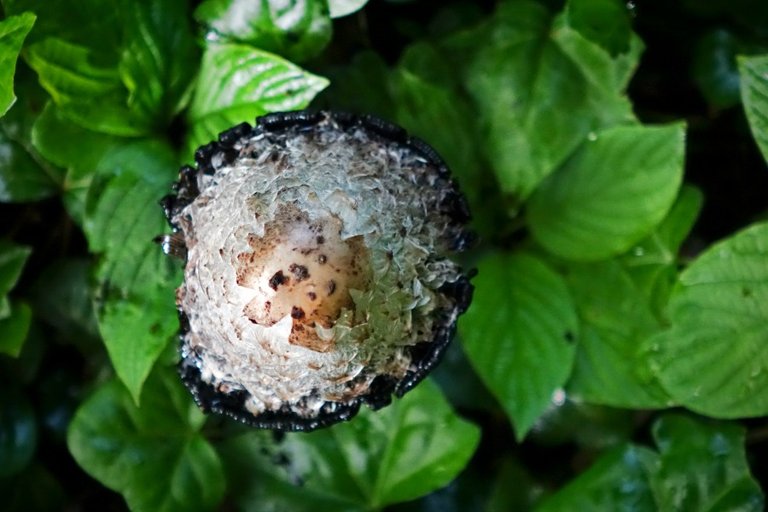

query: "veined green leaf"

left=442, top=0, right=642, bottom=205
left=83, top=141, right=180, bottom=403
left=647, top=221, right=768, bottom=418
left=0, top=12, right=35, bottom=116
left=650, top=415, right=763, bottom=511
left=564, top=259, right=671, bottom=408
left=186, top=43, right=328, bottom=157
left=8, top=0, right=197, bottom=136
left=460, top=252, right=578, bottom=440
left=195, top=0, right=332, bottom=62
left=219, top=379, right=480, bottom=511
left=537, top=414, right=763, bottom=511
left=528, top=123, right=686, bottom=261
left=67, top=369, right=225, bottom=512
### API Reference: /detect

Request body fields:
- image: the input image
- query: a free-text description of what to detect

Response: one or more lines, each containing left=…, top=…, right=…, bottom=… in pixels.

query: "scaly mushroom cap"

left=160, top=111, right=473, bottom=431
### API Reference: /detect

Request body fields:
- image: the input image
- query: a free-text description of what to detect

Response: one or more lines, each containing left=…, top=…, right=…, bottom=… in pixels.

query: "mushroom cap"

left=161, top=111, right=473, bottom=431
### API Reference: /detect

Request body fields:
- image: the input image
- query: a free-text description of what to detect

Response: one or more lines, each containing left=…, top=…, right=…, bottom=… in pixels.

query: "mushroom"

left=159, top=111, right=473, bottom=431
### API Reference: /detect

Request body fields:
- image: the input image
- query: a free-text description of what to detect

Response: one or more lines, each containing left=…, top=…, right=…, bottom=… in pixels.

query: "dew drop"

left=587, top=132, right=598, bottom=141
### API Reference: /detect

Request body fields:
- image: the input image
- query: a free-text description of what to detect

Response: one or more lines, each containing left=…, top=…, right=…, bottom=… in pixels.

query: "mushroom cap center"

left=236, top=207, right=370, bottom=351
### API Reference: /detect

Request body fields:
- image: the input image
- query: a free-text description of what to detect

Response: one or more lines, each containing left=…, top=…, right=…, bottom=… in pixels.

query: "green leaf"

left=0, top=239, right=31, bottom=319
left=219, top=379, right=480, bottom=511
left=26, top=37, right=151, bottom=136
left=195, top=0, right=332, bottom=62
left=620, top=185, right=703, bottom=316
left=28, top=258, right=100, bottom=351
left=528, top=123, right=686, bottom=261
left=650, top=415, right=763, bottom=511
left=647, top=221, right=768, bottom=418
left=460, top=252, right=578, bottom=439
left=67, top=369, right=225, bottom=512
left=564, top=259, right=671, bottom=408
left=0, top=388, right=37, bottom=478
left=328, top=0, right=369, bottom=18
left=0, top=66, right=65, bottom=203
left=0, top=12, right=35, bottom=117
left=9, top=0, right=197, bottom=136
left=443, top=0, right=642, bottom=204
left=186, top=43, right=329, bottom=157
left=536, top=445, right=658, bottom=511
left=118, top=0, right=199, bottom=127
left=0, top=300, right=32, bottom=357
left=31, top=103, right=121, bottom=223
left=538, top=414, right=764, bottom=511
left=566, top=0, right=632, bottom=56
left=739, top=54, right=768, bottom=164
left=83, top=141, right=180, bottom=403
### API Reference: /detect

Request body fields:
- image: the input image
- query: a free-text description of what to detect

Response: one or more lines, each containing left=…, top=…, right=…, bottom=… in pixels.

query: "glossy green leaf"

left=186, top=43, right=328, bottom=157
left=0, top=300, right=32, bottom=357
left=195, top=0, right=332, bottom=62
left=739, top=54, right=768, bottom=164
left=650, top=415, right=763, bottom=511
left=118, top=0, right=199, bottom=127
left=219, top=379, right=480, bottom=511
left=0, top=239, right=31, bottom=319
left=536, top=445, right=658, bottom=511
left=564, top=259, right=671, bottom=408
left=329, top=0, right=369, bottom=18
left=9, top=0, right=197, bottom=136
left=0, top=389, right=37, bottom=478
left=538, top=414, right=764, bottom=511
left=460, top=252, right=578, bottom=440
left=647, top=221, right=768, bottom=417
left=0, top=12, right=35, bottom=117
left=84, top=141, right=180, bottom=403
left=528, top=123, right=686, bottom=261
left=67, top=369, right=225, bottom=512
left=443, top=0, right=642, bottom=204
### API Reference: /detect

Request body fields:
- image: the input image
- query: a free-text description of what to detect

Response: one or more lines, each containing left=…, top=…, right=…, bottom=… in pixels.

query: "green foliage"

left=67, top=368, right=225, bottom=512
left=739, top=54, right=768, bottom=164
left=186, top=42, right=328, bottom=157
left=537, top=415, right=764, bottom=511
left=220, top=379, right=480, bottom=511
left=648, top=222, right=768, bottom=418
left=2, top=0, right=768, bottom=510
left=195, top=0, right=332, bottom=62
left=0, top=12, right=34, bottom=116
left=460, top=252, right=578, bottom=439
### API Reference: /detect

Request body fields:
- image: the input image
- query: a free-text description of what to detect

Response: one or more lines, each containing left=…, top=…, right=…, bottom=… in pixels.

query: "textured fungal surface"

left=160, top=111, right=473, bottom=431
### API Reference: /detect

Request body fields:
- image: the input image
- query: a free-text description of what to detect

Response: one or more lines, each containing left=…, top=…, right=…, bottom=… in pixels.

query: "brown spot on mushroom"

left=289, top=263, right=310, bottom=281
left=269, top=270, right=289, bottom=290
left=317, top=254, right=327, bottom=264
left=316, top=235, right=325, bottom=244
left=327, top=280, right=336, bottom=296
left=291, top=306, right=305, bottom=319
left=307, top=291, right=317, bottom=301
